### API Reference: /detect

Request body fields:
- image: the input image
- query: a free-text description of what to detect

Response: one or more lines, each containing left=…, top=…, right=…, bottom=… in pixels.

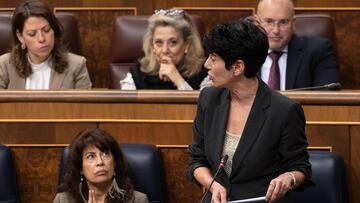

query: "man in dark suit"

left=255, top=0, right=338, bottom=90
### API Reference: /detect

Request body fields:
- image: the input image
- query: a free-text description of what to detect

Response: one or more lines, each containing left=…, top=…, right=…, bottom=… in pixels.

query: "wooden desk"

left=1, top=90, right=359, bottom=203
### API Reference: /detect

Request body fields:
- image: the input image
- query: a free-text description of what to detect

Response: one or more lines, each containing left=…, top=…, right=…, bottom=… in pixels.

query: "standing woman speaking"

left=187, top=20, right=312, bottom=203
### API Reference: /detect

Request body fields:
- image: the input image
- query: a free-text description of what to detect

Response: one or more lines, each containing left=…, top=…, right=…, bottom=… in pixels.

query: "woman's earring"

left=79, top=174, right=87, bottom=202
left=21, top=43, right=26, bottom=50
left=108, top=172, right=126, bottom=200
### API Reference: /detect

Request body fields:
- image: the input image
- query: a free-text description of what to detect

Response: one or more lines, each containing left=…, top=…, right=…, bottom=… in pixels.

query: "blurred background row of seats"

left=0, top=13, right=336, bottom=89
left=108, top=14, right=336, bottom=89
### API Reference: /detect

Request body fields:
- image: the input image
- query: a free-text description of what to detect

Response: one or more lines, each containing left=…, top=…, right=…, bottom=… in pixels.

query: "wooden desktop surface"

left=1, top=90, right=359, bottom=203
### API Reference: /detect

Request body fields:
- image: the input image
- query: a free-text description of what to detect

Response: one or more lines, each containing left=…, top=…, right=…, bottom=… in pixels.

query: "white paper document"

left=227, top=196, right=266, bottom=203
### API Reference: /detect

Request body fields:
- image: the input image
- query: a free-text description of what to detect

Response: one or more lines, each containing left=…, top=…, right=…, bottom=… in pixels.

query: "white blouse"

left=25, top=57, right=52, bottom=90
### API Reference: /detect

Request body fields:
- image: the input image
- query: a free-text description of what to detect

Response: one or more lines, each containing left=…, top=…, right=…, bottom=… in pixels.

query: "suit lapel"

left=230, top=81, right=270, bottom=177
left=286, top=35, right=304, bottom=89
left=49, top=67, right=67, bottom=89
left=210, top=89, right=231, bottom=167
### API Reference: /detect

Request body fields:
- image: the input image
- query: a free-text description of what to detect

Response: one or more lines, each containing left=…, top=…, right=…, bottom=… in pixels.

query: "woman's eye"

left=154, top=40, right=163, bottom=47
left=102, top=152, right=110, bottom=158
left=169, top=40, right=177, bottom=46
left=43, top=26, right=51, bottom=32
left=27, top=31, right=36, bottom=37
left=86, top=154, right=95, bottom=159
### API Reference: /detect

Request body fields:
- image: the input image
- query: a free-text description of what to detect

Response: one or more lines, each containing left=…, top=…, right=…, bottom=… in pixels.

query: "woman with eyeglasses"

left=54, top=128, right=148, bottom=203
left=0, top=0, right=92, bottom=89
left=120, top=8, right=211, bottom=90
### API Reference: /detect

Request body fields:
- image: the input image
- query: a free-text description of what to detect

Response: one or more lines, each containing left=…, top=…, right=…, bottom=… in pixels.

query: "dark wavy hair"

left=203, top=19, right=269, bottom=78
left=10, top=0, right=68, bottom=78
left=58, top=128, right=134, bottom=203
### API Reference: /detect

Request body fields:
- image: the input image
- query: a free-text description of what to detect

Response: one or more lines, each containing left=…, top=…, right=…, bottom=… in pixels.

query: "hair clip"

left=154, top=8, right=184, bottom=17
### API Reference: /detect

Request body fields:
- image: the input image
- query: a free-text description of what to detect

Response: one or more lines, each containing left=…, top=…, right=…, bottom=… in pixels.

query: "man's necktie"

left=268, top=51, right=283, bottom=90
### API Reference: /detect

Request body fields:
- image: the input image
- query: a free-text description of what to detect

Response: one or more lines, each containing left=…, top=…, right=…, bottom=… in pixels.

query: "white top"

left=120, top=72, right=212, bottom=90
left=260, top=46, right=288, bottom=91
left=25, top=57, right=52, bottom=90
left=222, top=131, right=241, bottom=177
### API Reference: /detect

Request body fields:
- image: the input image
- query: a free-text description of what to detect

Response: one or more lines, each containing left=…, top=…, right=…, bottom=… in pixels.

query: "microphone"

left=199, top=155, right=229, bottom=203
left=286, top=82, right=341, bottom=91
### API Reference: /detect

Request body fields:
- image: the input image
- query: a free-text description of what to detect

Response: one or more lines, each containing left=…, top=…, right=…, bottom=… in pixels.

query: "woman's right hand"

left=158, top=56, right=185, bottom=87
left=210, top=181, right=227, bottom=203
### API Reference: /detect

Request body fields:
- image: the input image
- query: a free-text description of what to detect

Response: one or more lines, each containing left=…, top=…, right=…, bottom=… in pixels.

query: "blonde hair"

left=140, top=9, right=204, bottom=77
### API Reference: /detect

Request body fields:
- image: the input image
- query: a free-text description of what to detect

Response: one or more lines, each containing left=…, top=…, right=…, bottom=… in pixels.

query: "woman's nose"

left=37, top=32, right=45, bottom=42
left=204, top=57, right=211, bottom=70
left=96, top=156, right=104, bottom=166
left=160, top=43, right=170, bottom=53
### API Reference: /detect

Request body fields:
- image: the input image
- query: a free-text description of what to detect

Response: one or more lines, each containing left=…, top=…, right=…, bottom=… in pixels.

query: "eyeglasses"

left=154, top=8, right=184, bottom=17
left=256, top=15, right=292, bottom=29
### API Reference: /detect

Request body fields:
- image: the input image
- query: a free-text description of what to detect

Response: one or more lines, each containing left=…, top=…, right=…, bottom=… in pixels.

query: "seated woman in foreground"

left=0, top=0, right=92, bottom=89
left=120, top=8, right=210, bottom=90
left=54, top=128, right=148, bottom=203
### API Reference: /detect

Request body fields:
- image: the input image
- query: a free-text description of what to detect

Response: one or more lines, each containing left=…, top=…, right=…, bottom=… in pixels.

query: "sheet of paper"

left=227, top=196, right=266, bottom=203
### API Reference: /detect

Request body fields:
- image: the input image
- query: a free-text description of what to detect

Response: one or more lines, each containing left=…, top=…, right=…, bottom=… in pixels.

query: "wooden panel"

left=178, top=8, right=254, bottom=33
left=154, top=0, right=360, bottom=8
left=160, top=147, right=203, bottom=203
left=0, top=123, right=96, bottom=144
left=335, top=10, right=360, bottom=89
left=351, top=126, right=360, bottom=203
left=54, top=123, right=98, bottom=143
left=0, top=1, right=154, bottom=14
left=0, top=0, right=360, bottom=8
left=11, top=146, right=63, bottom=203
left=1, top=90, right=360, bottom=203
left=0, top=123, right=56, bottom=143
left=303, top=105, right=360, bottom=122
left=100, top=123, right=193, bottom=145
left=306, top=125, right=350, bottom=164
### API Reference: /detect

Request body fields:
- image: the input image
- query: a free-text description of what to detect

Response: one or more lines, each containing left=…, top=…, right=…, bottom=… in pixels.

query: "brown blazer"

left=53, top=191, right=149, bottom=203
left=0, top=52, right=92, bottom=89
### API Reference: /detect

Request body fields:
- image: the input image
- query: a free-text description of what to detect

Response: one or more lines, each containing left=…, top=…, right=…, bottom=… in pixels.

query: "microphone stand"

left=199, top=155, right=228, bottom=203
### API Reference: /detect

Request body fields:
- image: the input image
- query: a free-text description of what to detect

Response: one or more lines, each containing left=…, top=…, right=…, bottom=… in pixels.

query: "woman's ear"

left=184, top=42, right=189, bottom=54
left=16, top=30, right=27, bottom=49
left=16, top=30, right=24, bottom=44
left=232, top=60, right=245, bottom=76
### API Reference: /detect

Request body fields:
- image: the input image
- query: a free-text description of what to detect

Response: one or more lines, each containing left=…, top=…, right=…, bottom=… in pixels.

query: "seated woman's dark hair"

left=203, top=19, right=269, bottom=77
left=58, top=128, right=134, bottom=203
left=11, top=0, right=68, bottom=77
